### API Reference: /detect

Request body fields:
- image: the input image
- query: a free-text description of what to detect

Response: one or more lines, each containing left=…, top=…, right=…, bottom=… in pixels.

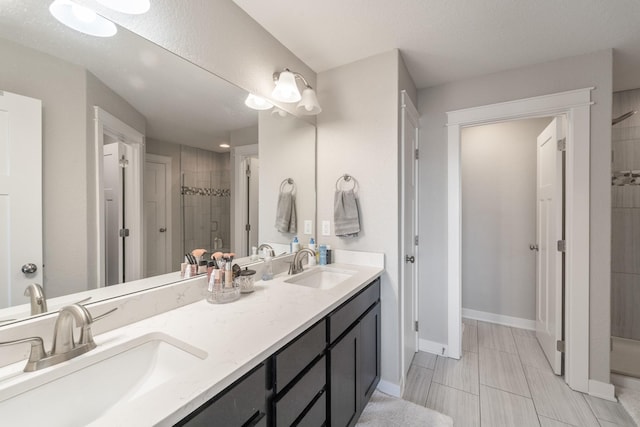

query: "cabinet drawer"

left=177, top=363, right=266, bottom=426
left=274, top=319, right=326, bottom=394
left=328, top=278, right=380, bottom=343
left=297, top=390, right=326, bottom=427
left=274, top=355, right=326, bottom=427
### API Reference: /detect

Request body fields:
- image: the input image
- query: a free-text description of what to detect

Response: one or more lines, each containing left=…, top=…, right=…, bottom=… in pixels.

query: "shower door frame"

left=446, top=88, right=604, bottom=397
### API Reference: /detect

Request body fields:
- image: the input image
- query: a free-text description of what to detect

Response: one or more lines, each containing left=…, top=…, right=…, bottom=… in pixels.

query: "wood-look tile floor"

left=403, top=319, right=637, bottom=427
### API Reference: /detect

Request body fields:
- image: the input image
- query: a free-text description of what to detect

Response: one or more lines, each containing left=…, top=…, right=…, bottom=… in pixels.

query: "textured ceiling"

left=233, top=0, right=640, bottom=91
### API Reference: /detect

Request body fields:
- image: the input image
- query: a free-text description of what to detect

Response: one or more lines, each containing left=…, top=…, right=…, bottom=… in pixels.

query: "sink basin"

left=0, top=332, right=207, bottom=427
left=285, top=267, right=356, bottom=290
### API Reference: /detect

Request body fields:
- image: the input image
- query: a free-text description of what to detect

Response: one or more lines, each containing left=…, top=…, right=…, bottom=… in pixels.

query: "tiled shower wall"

left=612, top=89, right=640, bottom=341
left=181, top=145, right=230, bottom=255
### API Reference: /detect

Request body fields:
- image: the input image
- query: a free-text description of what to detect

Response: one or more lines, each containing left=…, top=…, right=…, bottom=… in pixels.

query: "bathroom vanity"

left=0, top=252, right=383, bottom=427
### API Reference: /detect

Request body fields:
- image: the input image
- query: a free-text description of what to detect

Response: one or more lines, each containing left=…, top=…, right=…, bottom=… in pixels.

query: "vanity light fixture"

left=272, top=68, right=322, bottom=115
left=95, top=0, right=151, bottom=14
left=271, top=107, right=288, bottom=117
left=244, top=93, right=274, bottom=111
left=49, top=0, right=117, bottom=37
left=219, top=143, right=230, bottom=149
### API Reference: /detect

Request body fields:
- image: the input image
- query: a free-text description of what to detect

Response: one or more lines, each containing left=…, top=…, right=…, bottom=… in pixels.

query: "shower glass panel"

left=181, top=146, right=230, bottom=256
left=611, top=89, right=640, bottom=378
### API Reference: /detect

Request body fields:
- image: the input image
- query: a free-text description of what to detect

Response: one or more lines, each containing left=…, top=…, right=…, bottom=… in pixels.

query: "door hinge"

left=557, top=138, right=566, bottom=152
left=414, top=321, right=419, bottom=332
left=245, top=224, right=251, bottom=231
left=556, top=340, right=566, bottom=353
left=414, top=235, right=419, bottom=246
left=415, top=149, right=419, bottom=160
left=119, top=228, right=130, bottom=238
left=557, top=240, right=566, bottom=252
left=246, top=163, right=251, bottom=177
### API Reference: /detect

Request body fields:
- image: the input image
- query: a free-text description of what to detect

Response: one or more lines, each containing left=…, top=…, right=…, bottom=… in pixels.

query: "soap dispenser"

left=262, top=249, right=274, bottom=281
left=291, top=236, right=300, bottom=253
left=308, top=237, right=316, bottom=266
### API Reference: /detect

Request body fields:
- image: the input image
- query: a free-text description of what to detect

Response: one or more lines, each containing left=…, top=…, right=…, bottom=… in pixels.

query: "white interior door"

left=248, top=157, right=260, bottom=251
left=536, top=117, right=564, bottom=375
left=144, top=155, right=171, bottom=276
left=0, top=91, right=42, bottom=308
left=103, top=142, right=125, bottom=286
left=401, top=91, right=419, bottom=380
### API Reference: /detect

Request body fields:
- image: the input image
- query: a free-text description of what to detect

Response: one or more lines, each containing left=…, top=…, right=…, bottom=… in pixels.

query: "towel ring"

left=280, top=178, right=296, bottom=193
left=336, top=174, right=358, bottom=191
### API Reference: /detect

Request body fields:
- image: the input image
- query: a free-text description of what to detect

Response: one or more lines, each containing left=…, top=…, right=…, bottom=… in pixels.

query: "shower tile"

left=611, top=273, right=640, bottom=340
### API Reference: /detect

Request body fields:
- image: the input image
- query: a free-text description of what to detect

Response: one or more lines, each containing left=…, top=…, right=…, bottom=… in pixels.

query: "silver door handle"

left=21, top=263, right=38, bottom=274
left=529, top=244, right=539, bottom=251
left=405, top=255, right=415, bottom=264
left=159, top=228, right=167, bottom=232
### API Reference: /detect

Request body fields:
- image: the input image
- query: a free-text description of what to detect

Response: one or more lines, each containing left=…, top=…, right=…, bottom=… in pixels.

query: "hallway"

left=403, top=319, right=636, bottom=426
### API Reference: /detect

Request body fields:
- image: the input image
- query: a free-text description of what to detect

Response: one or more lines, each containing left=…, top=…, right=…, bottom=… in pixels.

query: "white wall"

left=258, top=111, right=316, bottom=246
left=418, top=49, right=613, bottom=382
left=461, top=118, right=551, bottom=320
left=316, top=49, right=416, bottom=389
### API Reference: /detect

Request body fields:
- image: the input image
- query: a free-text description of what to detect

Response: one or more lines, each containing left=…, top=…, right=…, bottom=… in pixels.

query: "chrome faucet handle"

left=24, top=283, right=47, bottom=315
left=0, top=337, right=47, bottom=372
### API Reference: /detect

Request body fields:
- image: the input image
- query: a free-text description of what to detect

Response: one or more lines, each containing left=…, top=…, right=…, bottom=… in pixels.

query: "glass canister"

left=236, top=268, right=257, bottom=293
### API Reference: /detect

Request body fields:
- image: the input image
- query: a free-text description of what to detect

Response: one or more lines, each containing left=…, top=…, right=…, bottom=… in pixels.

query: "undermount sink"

left=0, top=332, right=207, bottom=427
left=285, top=266, right=357, bottom=290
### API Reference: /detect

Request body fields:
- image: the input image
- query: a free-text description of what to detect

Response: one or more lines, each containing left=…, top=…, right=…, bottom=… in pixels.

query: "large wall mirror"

left=0, top=0, right=316, bottom=324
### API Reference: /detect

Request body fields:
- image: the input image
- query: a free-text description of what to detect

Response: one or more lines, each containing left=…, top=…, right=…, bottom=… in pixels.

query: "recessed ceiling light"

left=49, top=0, right=117, bottom=37
left=219, top=143, right=230, bottom=149
left=95, top=0, right=150, bottom=14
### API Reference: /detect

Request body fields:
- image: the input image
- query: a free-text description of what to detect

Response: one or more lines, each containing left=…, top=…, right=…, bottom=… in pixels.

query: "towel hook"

left=336, top=174, right=357, bottom=191
left=280, top=178, right=296, bottom=193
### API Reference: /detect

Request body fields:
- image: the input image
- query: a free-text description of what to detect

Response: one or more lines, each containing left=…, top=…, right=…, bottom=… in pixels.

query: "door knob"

left=529, top=244, right=539, bottom=251
left=159, top=228, right=167, bottom=232
left=405, top=255, right=415, bottom=264
left=21, top=263, right=38, bottom=274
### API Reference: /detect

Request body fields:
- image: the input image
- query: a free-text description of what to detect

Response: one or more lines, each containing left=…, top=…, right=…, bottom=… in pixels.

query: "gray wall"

left=0, top=37, right=148, bottom=298
left=418, top=49, right=613, bottom=383
left=611, top=88, right=640, bottom=341
left=461, top=118, right=551, bottom=320
left=258, top=111, right=316, bottom=246
left=316, top=49, right=417, bottom=389
left=0, top=37, right=88, bottom=299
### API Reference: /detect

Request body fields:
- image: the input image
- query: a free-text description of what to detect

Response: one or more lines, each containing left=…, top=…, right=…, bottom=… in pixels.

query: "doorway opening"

left=446, top=88, right=595, bottom=395
left=460, top=117, right=565, bottom=376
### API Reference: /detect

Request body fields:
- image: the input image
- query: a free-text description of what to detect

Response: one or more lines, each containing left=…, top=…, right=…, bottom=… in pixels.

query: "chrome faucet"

left=257, top=243, right=275, bottom=257
left=24, top=283, right=47, bottom=315
left=289, top=248, right=315, bottom=275
left=0, top=304, right=116, bottom=372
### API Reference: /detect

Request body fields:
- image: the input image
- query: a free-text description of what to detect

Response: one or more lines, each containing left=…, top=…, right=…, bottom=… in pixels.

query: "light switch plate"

left=304, top=220, right=312, bottom=235
left=322, top=220, right=331, bottom=236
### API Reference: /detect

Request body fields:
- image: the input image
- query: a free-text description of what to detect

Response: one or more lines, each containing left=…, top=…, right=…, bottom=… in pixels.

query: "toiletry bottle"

left=326, top=245, right=332, bottom=264
left=292, top=236, right=300, bottom=253
left=250, top=246, right=258, bottom=261
left=308, top=237, right=316, bottom=266
left=262, top=249, right=274, bottom=280
left=319, top=244, right=327, bottom=266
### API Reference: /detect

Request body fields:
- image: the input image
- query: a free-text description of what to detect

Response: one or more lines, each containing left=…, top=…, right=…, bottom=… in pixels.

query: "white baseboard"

left=377, top=379, right=401, bottom=397
left=589, top=379, right=616, bottom=402
left=462, top=308, right=535, bottom=330
left=419, top=338, right=449, bottom=357
left=611, top=373, right=640, bottom=392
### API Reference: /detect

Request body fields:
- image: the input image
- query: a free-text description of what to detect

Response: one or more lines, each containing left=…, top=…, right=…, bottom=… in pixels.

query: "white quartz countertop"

left=77, top=263, right=383, bottom=426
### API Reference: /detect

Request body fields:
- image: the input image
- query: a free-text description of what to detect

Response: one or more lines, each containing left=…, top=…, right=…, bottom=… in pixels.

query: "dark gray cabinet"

left=176, top=363, right=267, bottom=427
left=176, top=278, right=380, bottom=427
left=328, top=279, right=381, bottom=427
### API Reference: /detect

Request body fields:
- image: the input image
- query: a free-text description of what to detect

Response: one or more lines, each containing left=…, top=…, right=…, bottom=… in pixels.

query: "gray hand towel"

left=275, top=191, right=297, bottom=233
left=334, top=189, right=361, bottom=237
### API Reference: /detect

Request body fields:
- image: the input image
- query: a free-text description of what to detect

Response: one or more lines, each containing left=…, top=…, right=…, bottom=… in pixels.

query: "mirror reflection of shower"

left=181, top=145, right=231, bottom=257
